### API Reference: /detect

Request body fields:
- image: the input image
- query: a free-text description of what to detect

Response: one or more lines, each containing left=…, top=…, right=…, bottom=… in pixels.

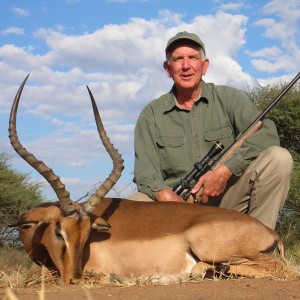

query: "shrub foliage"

left=0, top=153, right=44, bottom=246
left=245, top=79, right=300, bottom=247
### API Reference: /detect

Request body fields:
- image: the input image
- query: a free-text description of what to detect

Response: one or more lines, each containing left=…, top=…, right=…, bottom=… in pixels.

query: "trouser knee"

left=212, top=146, right=292, bottom=229
left=256, top=146, right=293, bottom=178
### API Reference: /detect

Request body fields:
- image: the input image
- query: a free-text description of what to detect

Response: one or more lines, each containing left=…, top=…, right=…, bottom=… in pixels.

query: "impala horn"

left=82, top=86, right=124, bottom=215
left=9, top=75, right=76, bottom=216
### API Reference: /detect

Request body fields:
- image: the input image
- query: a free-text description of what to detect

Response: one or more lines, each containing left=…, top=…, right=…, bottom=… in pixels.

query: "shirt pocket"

left=157, top=136, right=184, bottom=148
left=156, top=136, right=187, bottom=176
left=204, top=126, right=234, bottom=148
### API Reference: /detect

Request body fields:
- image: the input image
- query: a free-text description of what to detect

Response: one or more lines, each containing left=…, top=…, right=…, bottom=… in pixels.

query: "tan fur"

left=13, top=198, right=297, bottom=283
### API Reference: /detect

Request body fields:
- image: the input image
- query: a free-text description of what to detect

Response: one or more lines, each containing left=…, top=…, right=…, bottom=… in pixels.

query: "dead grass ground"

left=1, top=278, right=300, bottom=300
left=1, top=248, right=300, bottom=300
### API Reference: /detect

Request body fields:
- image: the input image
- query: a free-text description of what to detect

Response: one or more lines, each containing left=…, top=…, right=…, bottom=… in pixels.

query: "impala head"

left=8, top=75, right=124, bottom=283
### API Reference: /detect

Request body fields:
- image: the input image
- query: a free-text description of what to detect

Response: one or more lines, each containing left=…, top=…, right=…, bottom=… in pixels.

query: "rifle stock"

left=174, top=72, right=300, bottom=201
left=211, top=120, right=263, bottom=169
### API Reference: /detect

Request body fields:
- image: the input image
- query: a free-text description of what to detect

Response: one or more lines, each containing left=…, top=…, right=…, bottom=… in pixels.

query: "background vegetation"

left=0, top=79, right=299, bottom=288
left=245, top=79, right=300, bottom=262
left=0, top=153, right=44, bottom=247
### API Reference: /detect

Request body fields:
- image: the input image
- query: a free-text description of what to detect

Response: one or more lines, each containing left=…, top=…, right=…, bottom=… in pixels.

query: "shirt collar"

left=163, top=81, right=209, bottom=113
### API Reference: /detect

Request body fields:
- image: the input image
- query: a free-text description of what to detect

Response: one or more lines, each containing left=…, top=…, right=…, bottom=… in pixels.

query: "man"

left=130, top=31, right=292, bottom=229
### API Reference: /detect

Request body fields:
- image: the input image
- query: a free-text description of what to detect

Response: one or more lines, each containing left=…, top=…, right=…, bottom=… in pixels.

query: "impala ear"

left=8, top=220, right=38, bottom=229
left=8, top=206, right=61, bottom=228
left=91, top=217, right=111, bottom=232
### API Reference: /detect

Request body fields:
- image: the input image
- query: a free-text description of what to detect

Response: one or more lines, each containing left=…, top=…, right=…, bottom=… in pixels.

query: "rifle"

left=173, top=72, right=300, bottom=201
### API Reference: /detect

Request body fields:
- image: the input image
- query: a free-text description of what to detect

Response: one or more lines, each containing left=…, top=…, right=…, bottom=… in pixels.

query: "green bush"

left=0, top=153, right=44, bottom=246
left=245, top=80, right=300, bottom=260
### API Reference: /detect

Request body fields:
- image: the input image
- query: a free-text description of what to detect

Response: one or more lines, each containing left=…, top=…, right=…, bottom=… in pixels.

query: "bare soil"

left=2, top=278, right=300, bottom=300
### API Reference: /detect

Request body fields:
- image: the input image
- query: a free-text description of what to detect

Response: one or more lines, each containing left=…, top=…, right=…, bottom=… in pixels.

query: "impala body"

left=16, top=198, right=289, bottom=283
left=9, top=76, right=296, bottom=284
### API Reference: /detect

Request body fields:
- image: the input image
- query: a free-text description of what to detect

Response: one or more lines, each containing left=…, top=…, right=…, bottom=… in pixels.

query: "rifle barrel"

left=251, top=72, right=300, bottom=126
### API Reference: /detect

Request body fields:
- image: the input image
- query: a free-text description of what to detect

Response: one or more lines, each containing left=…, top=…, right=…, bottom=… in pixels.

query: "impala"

left=9, top=75, right=296, bottom=284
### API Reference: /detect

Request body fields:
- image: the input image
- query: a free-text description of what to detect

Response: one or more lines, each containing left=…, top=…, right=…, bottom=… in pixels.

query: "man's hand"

left=157, top=189, right=183, bottom=202
left=191, top=165, right=233, bottom=203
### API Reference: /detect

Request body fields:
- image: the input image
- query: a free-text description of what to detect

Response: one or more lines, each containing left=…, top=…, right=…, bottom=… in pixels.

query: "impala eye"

left=55, top=229, right=65, bottom=242
left=19, top=224, right=34, bottom=229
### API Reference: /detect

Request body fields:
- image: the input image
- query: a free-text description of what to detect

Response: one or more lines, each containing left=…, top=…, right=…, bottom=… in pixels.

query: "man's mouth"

left=181, top=74, right=193, bottom=80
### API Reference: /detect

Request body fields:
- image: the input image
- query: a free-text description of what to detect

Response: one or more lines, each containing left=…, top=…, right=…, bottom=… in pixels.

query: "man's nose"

left=182, top=57, right=190, bottom=68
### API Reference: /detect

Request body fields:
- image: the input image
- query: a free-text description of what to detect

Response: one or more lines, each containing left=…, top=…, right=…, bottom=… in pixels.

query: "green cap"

left=165, top=31, right=206, bottom=54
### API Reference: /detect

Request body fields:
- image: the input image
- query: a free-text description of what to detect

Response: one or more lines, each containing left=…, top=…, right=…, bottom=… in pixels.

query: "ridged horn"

left=82, top=86, right=124, bottom=215
left=8, top=75, right=76, bottom=216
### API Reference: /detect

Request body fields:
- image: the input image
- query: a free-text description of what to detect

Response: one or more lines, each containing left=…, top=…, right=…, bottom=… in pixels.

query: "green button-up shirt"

left=133, top=81, right=280, bottom=200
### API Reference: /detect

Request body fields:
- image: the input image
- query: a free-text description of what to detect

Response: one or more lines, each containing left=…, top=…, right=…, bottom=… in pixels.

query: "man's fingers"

left=201, top=194, right=209, bottom=203
left=191, top=177, right=204, bottom=194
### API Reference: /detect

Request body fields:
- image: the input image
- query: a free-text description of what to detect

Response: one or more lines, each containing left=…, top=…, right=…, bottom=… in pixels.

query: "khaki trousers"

left=128, top=146, right=293, bottom=229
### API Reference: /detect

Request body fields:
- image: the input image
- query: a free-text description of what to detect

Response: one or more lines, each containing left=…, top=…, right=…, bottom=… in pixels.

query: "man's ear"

left=202, top=58, right=210, bottom=76
left=163, top=61, right=172, bottom=78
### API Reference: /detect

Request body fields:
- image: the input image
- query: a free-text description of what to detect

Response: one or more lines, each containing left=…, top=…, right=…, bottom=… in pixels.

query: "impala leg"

left=191, top=262, right=229, bottom=279
left=191, top=261, right=211, bottom=279
left=227, top=260, right=297, bottom=278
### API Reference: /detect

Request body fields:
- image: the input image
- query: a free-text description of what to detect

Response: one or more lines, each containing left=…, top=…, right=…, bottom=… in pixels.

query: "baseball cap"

left=165, top=31, right=206, bottom=54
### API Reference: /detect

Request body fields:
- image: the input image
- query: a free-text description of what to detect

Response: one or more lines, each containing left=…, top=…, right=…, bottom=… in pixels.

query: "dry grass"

left=1, top=262, right=300, bottom=300
left=0, top=244, right=299, bottom=300
left=2, top=288, right=19, bottom=300
left=0, top=247, right=57, bottom=289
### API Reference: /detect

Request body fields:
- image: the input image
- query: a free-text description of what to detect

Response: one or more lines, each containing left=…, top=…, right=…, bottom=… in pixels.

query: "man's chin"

left=177, top=82, right=197, bottom=90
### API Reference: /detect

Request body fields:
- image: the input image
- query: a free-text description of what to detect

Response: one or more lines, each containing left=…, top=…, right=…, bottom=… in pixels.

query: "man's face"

left=164, top=44, right=209, bottom=92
